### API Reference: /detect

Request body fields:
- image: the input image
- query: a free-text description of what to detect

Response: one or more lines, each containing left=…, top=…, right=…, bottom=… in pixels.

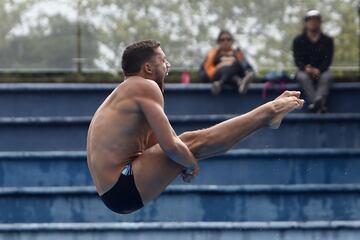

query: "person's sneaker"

left=238, top=72, right=254, bottom=94
left=319, top=107, right=328, bottom=114
left=317, top=105, right=328, bottom=114
left=211, top=81, right=222, bottom=95
left=308, top=103, right=316, bottom=112
left=308, top=97, right=324, bottom=113
left=314, top=97, right=324, bottom=113
left=233, top=76, right=243, bottom=94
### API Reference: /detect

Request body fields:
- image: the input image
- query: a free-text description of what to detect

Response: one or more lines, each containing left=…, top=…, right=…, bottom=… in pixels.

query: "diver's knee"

left=179, top=130, right=207, bottom=152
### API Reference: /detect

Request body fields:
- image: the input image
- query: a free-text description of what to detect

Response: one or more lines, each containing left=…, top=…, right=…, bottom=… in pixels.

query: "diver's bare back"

left=87, top=77, right=154, bottom=195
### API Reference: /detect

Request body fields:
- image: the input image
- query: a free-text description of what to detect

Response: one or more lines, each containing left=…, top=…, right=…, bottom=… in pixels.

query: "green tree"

left=0, top=0, right=358, bottom=70
left=81, top=0, right=358, bottom=70
left=0, top=14, right=98, bottom=69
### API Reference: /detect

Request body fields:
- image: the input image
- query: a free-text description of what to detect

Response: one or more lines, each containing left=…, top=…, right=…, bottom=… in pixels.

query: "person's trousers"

left=214, top=61, right=243, bottom=84
left=296, top=70, right=333, bottom=105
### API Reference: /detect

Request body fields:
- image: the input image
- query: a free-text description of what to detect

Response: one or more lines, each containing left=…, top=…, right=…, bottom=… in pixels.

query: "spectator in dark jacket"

left=292, top=10, right=334, bottom=113
left=200, top=30, right=255, bottom=95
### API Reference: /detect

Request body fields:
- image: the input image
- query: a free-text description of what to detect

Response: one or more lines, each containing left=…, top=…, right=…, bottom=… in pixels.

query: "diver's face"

left=150, top=47, right=170, bottom=92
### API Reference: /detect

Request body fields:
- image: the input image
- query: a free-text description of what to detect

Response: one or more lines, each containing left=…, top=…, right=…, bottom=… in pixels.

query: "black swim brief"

left=100, top=163, right=144, bottom=214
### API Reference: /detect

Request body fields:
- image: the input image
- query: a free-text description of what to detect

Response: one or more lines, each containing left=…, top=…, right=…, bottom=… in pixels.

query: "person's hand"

left=305, top=65, right=320, bottom=79
left=181, top=162, right=199, bottom=183
left=216, top=60, right=233, bottom=70
left=305, top=65, right=312, bottom=74
left=311, top=68, right=320, bottom=79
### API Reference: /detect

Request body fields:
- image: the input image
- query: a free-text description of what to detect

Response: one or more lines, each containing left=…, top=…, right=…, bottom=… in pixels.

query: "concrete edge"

left=1, top=184, right=360, bottom=195
left=0, top=113, right=359, bottom=124
left=0, top=116, right=91, bottom=124
left=169, top=113, right=360, bottom=122
left=0, top=83, right=358, bottom=92
left=1, top=221, right=360, bottom=232
left=0, top=148, right=360, bottom=159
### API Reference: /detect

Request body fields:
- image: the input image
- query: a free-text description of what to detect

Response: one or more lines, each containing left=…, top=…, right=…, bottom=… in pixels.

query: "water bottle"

left=181, top=71, right=190, bottom=84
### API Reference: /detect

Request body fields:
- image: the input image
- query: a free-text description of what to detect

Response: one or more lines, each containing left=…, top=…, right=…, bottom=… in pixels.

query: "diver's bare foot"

left=268, top=91, right=304, bottom=129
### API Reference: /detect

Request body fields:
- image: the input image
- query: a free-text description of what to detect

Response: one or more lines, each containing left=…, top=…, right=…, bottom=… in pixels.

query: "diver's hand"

left=181, top=163, right=199, bottom=183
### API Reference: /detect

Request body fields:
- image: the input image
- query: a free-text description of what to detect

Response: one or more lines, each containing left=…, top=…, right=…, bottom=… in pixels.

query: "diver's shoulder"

left=122, top=77, right=155, bottom=87
left=125, top=77, right=161, bottom=94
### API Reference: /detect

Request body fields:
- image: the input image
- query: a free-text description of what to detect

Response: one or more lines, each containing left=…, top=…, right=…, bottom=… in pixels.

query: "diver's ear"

left=144, top=62, right=153, bottom=74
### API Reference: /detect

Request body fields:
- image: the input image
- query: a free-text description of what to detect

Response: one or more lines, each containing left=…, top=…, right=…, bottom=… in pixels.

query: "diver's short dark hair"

left=121, top=40, right=161, bottom=76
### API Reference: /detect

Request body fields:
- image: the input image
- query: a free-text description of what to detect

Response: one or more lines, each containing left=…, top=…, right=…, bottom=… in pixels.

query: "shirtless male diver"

left=87, top=40, right=304, bottom=214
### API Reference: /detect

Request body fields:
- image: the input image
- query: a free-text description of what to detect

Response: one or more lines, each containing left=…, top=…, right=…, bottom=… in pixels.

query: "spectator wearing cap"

left=292, top=10, right=334, bottom=113
left=200, top=30, right=255, bottom=95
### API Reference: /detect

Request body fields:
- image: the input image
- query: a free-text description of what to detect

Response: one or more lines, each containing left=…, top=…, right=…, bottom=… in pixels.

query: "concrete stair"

left=0, top=113, right=358, bottom=151
left=0, top=83, right=358, bottom=117
left=1, top=149, right=360, bottom=187
left=1, top=221, right=360, bottom=240
left=0, top=221, right=360, bottom=240
left=0, top=82, right=359, bottom=239
left=2, top=184, right=360, bottom=223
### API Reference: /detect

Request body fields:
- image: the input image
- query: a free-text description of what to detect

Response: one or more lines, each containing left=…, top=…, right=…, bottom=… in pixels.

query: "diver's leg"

left=132, top=91, right=304, bottom=203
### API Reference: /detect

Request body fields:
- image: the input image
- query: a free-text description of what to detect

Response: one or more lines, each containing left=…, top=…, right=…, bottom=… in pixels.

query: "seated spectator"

left=200, top=30, right=255, bottom=95
left=292, top=10, right=334, bottom=113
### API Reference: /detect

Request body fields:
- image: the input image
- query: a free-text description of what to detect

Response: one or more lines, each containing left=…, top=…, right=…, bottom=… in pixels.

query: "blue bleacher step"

left=0, top=113, right=359, bottom=151
left=1, top=149, right=360, bottom=187
left=1, top=184, right=360, bottom=223
left=164, top=83, right=360, bottom=115
left=1, top=221, right=360, bottom=240
left=0, top=83, right=359, bottom=117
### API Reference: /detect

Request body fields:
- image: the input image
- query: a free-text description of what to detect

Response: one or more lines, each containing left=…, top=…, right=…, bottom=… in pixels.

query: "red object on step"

left=181, top=71, right=190, bottom=84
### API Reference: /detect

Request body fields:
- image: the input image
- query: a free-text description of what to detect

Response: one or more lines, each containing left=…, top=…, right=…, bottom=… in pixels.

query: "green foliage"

left=0, top=13, right=98, bottom=69
left=0, top=0, right=358, bottom=70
